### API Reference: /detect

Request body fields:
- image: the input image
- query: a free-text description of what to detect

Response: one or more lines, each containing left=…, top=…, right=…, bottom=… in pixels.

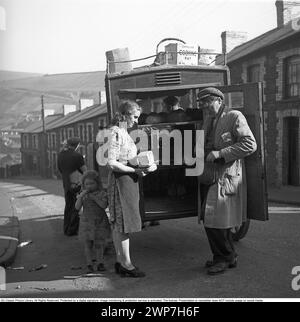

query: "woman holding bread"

left=107, top=100, right=157, bottom=277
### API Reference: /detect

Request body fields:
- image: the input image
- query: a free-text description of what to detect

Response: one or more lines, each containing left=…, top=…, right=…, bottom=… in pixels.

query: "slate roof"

left=46, top=103, right=107, bottom=130
left=226, top=20, right=300, bottom=63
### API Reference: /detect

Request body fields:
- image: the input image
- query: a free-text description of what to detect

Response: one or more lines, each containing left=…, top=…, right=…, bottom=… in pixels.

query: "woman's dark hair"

left=111, top=100, right=141, bottom=126
left=81, top=170, right=101, bottom=188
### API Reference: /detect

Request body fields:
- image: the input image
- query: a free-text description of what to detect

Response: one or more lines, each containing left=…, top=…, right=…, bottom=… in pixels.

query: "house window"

left=67, top=128, right=74, bottom=139
left=247, top=64, right=261, bottom=83
left=98, top=117, right=107, bottom=129
left=78, top=124, right=85, bottom=141
left=51, top=133, right=57, bottom=148
left=47, top=133, right=51, bottom=148
left=285, top=55, right=300, bottom=98
left=32, top=134, right=38, bottom=149
left=23, top=134, right=29, bottom=148
left=52, top=151, right=57, bottom=172
left=46, top=151, right=50, bottom=168
left=86, top=123, right=94, bottom=142
left=60, top=128, right=65, bottom=143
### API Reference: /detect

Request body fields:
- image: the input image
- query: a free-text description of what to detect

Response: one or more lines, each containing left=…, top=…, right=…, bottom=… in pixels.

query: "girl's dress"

left=79, top=190, right=111, bottom=244
left=107, top=125, right=142, bottom=234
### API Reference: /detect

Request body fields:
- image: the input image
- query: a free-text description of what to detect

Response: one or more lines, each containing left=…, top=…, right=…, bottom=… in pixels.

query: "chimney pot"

left=276, top=0, right=300, bottom=28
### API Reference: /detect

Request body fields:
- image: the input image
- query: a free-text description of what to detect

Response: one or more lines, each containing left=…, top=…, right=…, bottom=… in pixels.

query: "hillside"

left=0, top=70, right=42, bottom=82
left=0, top=70, right=106, bottom=129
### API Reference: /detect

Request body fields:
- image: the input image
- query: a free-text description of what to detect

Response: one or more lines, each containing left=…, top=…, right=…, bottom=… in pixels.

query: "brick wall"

left=228, top=35, right=300, bottom=186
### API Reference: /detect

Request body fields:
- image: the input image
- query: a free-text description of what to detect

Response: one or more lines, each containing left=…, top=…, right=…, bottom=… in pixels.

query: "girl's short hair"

left=111, top=100, right=141, bottom=126
left=81, top=170, right=101, bottom=187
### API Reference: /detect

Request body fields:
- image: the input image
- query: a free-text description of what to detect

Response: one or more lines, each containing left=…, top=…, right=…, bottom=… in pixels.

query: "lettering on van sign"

left=96, top=124, right=204, bottom=177
left=177, top=44, right=198, bottom=66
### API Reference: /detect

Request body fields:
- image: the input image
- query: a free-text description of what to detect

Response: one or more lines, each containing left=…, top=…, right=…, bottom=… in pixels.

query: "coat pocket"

left=220, top=174, right=240, bottom=196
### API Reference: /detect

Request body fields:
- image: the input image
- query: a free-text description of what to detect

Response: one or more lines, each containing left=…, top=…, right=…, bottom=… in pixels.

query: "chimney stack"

left=276, top=1, right=300, bottom=28
left=63, top=104, right=76, bottom=116
left=79, top=99, right=94, bottom=111
left=221, top=31, right=248, bottom=54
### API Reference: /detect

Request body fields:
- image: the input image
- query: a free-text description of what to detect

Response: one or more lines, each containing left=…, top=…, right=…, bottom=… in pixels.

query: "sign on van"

left=165, top=43, right=198, bottom=66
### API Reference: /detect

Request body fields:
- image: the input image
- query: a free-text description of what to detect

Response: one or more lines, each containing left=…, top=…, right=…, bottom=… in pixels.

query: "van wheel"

left=232, top=219, right=250, bottom=241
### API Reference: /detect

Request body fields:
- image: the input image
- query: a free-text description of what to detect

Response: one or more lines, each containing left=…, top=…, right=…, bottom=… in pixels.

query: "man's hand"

left=206, top=151, right=221, bottom=162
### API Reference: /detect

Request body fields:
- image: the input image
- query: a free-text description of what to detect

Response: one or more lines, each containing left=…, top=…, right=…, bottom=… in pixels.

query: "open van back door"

left=217, top=82, right=268, bottom=221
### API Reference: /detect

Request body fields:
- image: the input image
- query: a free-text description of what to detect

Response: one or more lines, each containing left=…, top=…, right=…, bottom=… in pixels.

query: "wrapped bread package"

left=137, top=151, right=155, bottom=167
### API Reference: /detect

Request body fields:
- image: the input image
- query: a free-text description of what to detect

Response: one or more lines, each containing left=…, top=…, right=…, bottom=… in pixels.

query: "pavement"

left=0, top=176, right=300, bottom=297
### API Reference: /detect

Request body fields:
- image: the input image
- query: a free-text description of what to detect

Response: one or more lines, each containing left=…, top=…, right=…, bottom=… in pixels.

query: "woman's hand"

left=144, top=163, right=157, bottom=173
left=134, top=168, right=146, bottom=177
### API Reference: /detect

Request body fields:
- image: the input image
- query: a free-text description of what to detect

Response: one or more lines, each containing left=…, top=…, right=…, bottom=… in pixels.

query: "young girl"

left=75, top=170, right=111, bottom=272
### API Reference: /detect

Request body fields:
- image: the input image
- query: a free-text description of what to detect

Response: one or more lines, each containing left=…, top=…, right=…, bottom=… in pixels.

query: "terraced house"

left=20, top=103, right=107, bottom=178
left=218, top=0, right=300, bottom=187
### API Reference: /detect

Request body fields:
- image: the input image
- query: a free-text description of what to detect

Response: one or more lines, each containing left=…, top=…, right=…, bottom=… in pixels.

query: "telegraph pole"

left=41, top=95, right=45, bottom=133
left=41, top=95, right=47, bottom=177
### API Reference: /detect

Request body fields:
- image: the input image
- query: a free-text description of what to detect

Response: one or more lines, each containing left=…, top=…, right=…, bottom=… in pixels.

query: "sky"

left=0, top=0, right=277, bottom=74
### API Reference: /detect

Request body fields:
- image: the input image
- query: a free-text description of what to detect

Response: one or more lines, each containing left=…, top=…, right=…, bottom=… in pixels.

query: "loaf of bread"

left=137, top=151, right=155, bottom=167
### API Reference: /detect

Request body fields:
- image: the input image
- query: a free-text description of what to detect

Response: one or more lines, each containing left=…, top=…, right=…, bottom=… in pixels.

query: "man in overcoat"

left=198, top=87, right=257, bottom=275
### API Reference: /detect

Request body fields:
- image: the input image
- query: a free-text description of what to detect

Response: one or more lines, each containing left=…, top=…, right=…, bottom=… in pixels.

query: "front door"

left=287, top=117, right=299, bottom=186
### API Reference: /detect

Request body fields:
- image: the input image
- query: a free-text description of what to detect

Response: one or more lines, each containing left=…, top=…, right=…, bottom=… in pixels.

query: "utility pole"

left=41, top=95, right=47, bottom=177
left=41, top=95, right=45, bottom=133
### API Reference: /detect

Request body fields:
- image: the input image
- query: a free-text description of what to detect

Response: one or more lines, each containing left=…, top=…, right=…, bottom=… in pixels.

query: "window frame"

left=284, top=55, right=300, bottom=99
left=247, top=64, right=261, bottom=83
left=86, top=122, right=94, bottom=143
left=67, top=127, right=74, bottom=139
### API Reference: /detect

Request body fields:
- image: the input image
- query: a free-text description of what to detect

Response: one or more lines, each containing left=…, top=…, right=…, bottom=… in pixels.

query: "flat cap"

left=198, top=87, right=224, bottom=101
left=67, top=137, right=80, bottom=147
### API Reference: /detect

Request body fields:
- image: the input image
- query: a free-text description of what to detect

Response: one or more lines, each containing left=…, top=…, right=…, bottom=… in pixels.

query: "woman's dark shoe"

left=97, top=263, right=106, bottom=272
left=87, top=264, right=94, bottom=273
left=119, top=265, right=145, bottom=278
left=114, top=262, right=121, bottom=274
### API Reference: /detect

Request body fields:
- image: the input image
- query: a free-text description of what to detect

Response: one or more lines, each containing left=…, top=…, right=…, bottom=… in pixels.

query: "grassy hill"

left=0, top=70, right=42, bottom=82
left=0, top=70, right=106, bottom=129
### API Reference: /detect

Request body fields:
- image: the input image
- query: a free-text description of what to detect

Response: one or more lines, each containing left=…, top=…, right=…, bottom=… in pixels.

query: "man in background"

left=163, top=96, right=183, bottom=112
left=58, top=137, right=87, bottom=236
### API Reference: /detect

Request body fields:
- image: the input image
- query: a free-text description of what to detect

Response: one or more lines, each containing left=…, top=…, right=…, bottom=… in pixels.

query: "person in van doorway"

left=75, top=170, right=111, bottom=272
left=197, top=87, right=257, bottom=275
left=163, top=95, right=186, bottom=199
left=107, top=100, right=157, bottom=278
left=57, top=137, right=87, bottom=236
left=163, top=95, right=183, bottom=112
